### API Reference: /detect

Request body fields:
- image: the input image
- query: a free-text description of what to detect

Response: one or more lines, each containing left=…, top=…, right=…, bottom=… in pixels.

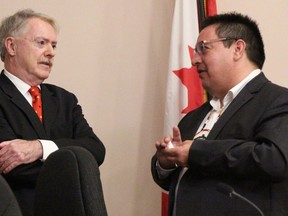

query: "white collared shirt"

left=3, top=69, right=58, bottom=160
left=195, top=69, right=261, bottom=139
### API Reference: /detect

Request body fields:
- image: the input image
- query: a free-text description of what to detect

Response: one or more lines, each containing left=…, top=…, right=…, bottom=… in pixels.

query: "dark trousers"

left=0, top=175, right=22, bottom=216
left=4, top=146, right=107, bottom=216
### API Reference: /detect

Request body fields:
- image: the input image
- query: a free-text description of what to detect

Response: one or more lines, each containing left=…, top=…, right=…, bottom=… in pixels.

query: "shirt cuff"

left=39, top=140, right=59, bottom=160
left=156, top=160, right=176, bottom=179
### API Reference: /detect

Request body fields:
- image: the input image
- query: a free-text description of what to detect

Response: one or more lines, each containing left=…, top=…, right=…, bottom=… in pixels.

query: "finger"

left=155, top=141, right=162, bottom=149
left=172, top=126, right=182, bottom=143
left=156, top=140, right=166, bottom=150
left=3, top=165, right=13, bottom=174
left=0, top=152, right=9, bottom=168
left=0, top=146, right=9, bottom=158
left=160, top=138, right=170, bottom=148
left=164, top=136, right=172, bottom=143
left=0, top=159, right=7, bottom=172
left=2, top=161, right=17, bottom=174
left=0, top=140, right=13, bottom=147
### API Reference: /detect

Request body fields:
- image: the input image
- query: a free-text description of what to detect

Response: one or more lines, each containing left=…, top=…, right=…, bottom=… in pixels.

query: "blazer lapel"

left=0, top=71, right=47, bottom=138
left=40, top=84, right=58, bottom=138
left=207, top=73, right=269, bottom=139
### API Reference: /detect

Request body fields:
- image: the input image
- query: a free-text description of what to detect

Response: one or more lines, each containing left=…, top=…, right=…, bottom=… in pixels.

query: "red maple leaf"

left=173, top=46, right=205, bottom=114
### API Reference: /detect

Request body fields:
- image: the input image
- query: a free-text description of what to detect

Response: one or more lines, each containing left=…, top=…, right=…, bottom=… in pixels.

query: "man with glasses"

left=0, top=9, right=106, bottom=215
left=152, top=12, right=288, bottom=215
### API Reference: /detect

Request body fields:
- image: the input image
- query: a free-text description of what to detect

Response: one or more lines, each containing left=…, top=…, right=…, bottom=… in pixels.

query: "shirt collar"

left=4, top=69, right=40, bottom=95
left=210, top=69, right=261, bottom=110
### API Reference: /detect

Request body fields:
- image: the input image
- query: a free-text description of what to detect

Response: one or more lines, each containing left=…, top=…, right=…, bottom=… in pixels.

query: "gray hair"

left=0, top=9, right=58, bottom=62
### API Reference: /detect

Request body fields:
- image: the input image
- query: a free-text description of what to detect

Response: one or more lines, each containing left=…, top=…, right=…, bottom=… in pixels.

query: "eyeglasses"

left=194, top=37, right=237, bottom=55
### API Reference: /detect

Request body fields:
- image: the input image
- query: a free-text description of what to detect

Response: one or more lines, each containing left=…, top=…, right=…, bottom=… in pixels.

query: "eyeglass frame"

left=194, top=37, right=238, bottom=55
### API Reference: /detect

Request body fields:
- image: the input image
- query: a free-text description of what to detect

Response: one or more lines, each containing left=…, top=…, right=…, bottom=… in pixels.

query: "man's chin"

left=38, top=70, right=51, bottom=80
left=200, top=79, right=209, bottom=90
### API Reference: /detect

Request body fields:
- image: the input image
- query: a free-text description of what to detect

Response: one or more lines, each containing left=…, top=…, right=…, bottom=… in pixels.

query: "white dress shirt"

left=3, top=70, right=58, bottom=160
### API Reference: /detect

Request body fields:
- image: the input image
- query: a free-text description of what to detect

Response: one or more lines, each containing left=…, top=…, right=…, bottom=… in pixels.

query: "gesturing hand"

left=155, top=126, right=193, bottom=169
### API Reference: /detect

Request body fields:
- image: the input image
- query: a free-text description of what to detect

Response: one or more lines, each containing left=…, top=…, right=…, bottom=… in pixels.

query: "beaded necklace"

left=194, top=106, right=224, bottom=140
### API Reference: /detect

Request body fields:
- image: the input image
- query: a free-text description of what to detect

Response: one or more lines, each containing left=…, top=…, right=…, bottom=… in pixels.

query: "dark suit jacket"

left=152, top=73, right=288, bottom=216
left=0, top=71, right=106, bottom=215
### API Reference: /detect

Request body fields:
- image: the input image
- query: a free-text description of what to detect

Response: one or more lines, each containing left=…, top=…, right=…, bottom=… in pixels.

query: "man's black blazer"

left=152, top=73, right=288, bottom=216
left=0, top=71, right=105, bottom=214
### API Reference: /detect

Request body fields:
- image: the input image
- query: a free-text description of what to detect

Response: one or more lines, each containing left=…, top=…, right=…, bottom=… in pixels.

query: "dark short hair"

left=201, top=12, right=265, bottom=69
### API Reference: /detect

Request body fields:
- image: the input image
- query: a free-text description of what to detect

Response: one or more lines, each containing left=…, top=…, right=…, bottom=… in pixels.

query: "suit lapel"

left=207, top=73, right=269, bottom=139
left=0, top=71, right=47, bottom=138
left=40, top=84, right=58, bottom=138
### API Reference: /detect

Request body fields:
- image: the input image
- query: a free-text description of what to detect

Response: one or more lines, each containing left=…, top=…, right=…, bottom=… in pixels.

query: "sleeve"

left=185, top=92, right=288, bottom=181
left=50, top=93, right=106, bottom=166
left=155, top=160, right=177, bottom=179
left=151, top=154, right=180, bottom=191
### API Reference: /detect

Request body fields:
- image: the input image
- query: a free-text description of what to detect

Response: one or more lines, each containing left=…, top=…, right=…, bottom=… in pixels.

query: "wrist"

left=35, top=140, right=44, bottom=159
left=158, top=160, right=178, bottom=169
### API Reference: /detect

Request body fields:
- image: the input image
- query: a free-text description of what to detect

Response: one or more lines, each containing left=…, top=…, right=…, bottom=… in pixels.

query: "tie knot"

left=29, top=86, right=40, bottom=96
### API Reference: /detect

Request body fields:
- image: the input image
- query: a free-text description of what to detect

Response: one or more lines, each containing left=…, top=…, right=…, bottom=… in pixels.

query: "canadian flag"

left=162, top=0, right=217, bottom=215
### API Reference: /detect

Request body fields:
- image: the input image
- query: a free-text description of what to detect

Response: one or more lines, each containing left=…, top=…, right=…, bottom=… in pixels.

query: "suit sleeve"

left=49, top=92, right=106, bottom=166
left=151, top=155, right=178, bottom=191
left=181, top=91, right=288, bottom=181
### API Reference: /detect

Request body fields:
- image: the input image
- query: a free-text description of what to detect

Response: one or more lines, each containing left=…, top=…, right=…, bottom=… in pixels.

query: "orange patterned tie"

left=29, top=86, right=43, bottom=123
